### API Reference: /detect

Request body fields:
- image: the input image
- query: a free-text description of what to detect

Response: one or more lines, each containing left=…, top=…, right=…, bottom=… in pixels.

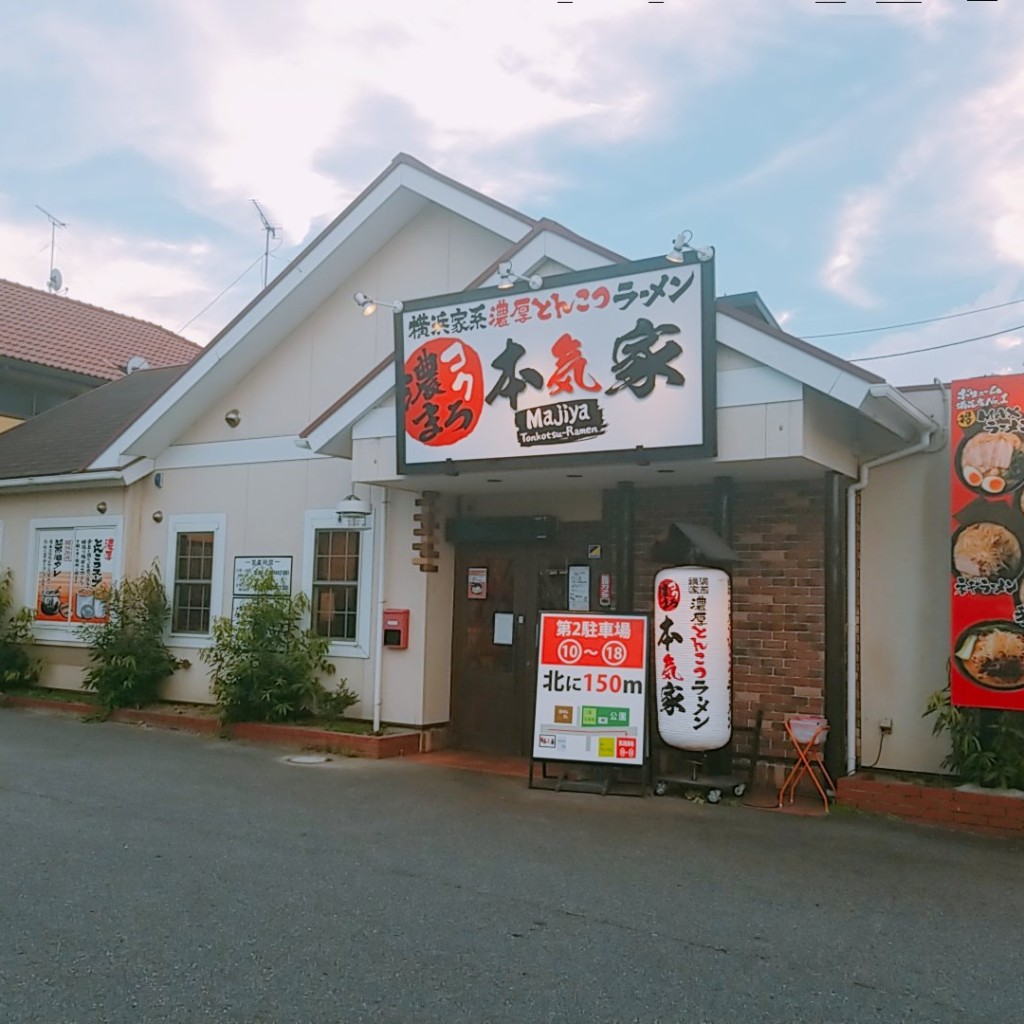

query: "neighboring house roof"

left=0, top=364, right=186, bottom=481
left=0, top=278, right=201, bottom=382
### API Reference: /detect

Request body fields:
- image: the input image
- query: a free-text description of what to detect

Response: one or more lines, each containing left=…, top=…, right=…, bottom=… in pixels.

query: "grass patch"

left=297, top=717, right=379, bottom=736
left=3, top=684, right=101, bottom=705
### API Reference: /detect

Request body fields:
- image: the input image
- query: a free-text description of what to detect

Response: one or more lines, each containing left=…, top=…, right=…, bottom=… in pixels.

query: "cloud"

left=12, top=1, right=780, bottom=244
left=820, top=190, right=885, bottom=307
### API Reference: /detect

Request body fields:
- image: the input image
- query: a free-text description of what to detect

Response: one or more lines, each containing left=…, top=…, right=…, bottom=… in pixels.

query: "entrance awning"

left=652, top=521, right=740, bottom=565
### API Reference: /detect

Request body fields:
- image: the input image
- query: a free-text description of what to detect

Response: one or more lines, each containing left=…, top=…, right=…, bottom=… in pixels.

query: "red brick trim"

left=3, top=694, right=422, bottom=758
left=838, top=775, right=1024, bottom=838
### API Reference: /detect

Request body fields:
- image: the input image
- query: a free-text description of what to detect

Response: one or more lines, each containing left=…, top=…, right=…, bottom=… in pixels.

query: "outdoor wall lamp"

left=497, top=261, right=543, bottom=290
left=353, top=291, right=403, bottom=317
left=666, top=230, right=714, bottom=264
left=335, top=492, right=373, bottom=529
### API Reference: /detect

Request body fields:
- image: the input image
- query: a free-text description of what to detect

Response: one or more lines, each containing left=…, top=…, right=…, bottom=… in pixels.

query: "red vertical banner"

left=950, top=375, right=1024, bottom=710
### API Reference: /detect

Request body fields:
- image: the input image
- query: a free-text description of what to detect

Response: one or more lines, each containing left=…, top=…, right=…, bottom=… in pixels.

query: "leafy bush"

left=81, top=565, right=179, bottom=712
left=0, top=568, right=40, bottom=688
left=925, top=687, right=1024, bottom=790
left=201, top=569, right=356, bottom=724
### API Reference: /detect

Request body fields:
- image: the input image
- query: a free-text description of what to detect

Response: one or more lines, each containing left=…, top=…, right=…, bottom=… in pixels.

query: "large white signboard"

left=532, top=611, right=649, bottom=766
left=654, top=566, right=732, bottom=751
left=396, top=255, right=715, bottom=473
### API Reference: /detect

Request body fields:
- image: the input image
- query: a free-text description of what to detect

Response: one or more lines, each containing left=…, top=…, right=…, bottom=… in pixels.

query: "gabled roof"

left=86, top=153, right=541, bottom=468
left=464, top=217, right=626, bottom=290
left=715, top=301, right=884, bottom=385
left=0, top=364, right=185, bottom=481
left=0, top=278, right=200, bottom=381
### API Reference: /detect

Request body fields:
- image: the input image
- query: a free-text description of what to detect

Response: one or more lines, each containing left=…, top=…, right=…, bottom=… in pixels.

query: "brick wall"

left=634, top=479, right=827, bottom=774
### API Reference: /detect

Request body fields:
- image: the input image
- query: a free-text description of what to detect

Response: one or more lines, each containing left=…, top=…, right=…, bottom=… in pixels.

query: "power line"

left=850, top=323, right=1024, bottom=363
left=804, top=295, right=1024, bottom=339
left=177, top=254, right=264, bottom=333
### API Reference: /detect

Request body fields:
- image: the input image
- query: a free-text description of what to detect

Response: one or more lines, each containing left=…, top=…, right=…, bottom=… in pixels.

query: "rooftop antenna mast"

left=35, top=205, right=67, bottom=292
left=250, top=199, right=280, bottom=290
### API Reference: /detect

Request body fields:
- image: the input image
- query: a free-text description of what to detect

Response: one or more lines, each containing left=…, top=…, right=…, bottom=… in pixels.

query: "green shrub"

left=81, top=565, right=179, bottom=712
left=201, top=569, right=356, bottom=724
left=925, top=687, right=1024, bottom=790
left=0, top=568, right=40, bottom=688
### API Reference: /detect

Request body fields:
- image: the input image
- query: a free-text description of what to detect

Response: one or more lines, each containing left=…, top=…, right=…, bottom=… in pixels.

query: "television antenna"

left=35, top=205, right=67, bottom=292
left=250, top=199, right=280, bottom=290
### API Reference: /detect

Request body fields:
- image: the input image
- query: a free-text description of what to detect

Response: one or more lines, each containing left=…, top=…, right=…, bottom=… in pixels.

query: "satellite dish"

left=123, top=355, right=150, bottom=374
left=48, top=267, right=63, bottom=293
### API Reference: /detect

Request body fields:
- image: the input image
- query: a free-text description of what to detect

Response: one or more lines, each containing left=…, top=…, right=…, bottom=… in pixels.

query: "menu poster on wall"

left=532, top=612, right=648, bottom=765
left=467, top=567, right=487, bottom=600
left=950, top=374, right=1024, bottom=711
left=35, top=529, right=118, bottom=625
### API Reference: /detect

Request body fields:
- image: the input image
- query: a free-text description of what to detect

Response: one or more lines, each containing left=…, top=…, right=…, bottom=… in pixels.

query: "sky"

left=1, top=0, right=1023, bottom=386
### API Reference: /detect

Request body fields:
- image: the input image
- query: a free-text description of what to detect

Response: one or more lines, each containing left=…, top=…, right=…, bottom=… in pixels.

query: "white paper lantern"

left=653, top=566, right=732, bottom=751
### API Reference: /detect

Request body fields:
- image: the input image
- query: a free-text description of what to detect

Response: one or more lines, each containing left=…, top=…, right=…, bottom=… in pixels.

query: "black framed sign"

left=395, top=253, right=716, bottom=474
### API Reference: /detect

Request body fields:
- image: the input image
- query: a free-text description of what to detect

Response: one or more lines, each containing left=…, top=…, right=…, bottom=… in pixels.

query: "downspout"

left=372, top=485, right=389, bottom=734
left=846, top=384, right=942, bottom=775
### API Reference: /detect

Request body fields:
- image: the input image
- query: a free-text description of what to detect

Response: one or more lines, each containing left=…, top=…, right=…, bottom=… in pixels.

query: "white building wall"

left=176, top=206, right=510, bottom=447
left=858, top=386, right=950, bottom=774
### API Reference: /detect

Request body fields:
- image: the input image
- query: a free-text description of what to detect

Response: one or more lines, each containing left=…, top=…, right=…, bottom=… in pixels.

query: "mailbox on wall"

left=382, top=609, right=409, bottom=649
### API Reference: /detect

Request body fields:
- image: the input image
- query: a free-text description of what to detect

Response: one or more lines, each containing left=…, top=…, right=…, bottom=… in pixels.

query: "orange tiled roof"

left=0, top=278, right=201, bottom=381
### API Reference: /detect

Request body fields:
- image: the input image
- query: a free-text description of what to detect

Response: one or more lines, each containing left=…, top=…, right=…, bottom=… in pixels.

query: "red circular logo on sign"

left=404, top=337, right=484, bottom=447
left=657, top=578, right=680, bottom=611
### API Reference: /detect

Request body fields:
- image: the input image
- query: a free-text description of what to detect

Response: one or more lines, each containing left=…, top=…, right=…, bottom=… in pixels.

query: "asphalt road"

left=1, top=708, right=1022, bottom=1024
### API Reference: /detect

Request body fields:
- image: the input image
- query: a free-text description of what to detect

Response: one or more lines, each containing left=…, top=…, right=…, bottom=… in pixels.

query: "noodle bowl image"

left=955, top=622, right=1024, bottom=691
left=957, top=431, right=1024, bottom=494
left=952, top=522, right=1023, bottom=580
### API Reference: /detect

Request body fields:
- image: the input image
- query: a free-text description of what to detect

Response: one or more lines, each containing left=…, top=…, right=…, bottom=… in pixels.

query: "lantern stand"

left=648, top=531, right=761, bottom=805
left=650, top=709, right=763, bottom=803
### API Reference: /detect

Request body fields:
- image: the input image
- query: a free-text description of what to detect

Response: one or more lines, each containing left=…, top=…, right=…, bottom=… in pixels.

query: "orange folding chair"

left=778, top=714, right=836, bottom=812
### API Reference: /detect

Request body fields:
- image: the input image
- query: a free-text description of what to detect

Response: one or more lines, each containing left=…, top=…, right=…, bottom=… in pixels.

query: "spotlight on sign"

left=353, top=292, right=403, bottom=317
left=666, top=230, right=714, bottom=264
left=497, top=261, right=543, bottom=290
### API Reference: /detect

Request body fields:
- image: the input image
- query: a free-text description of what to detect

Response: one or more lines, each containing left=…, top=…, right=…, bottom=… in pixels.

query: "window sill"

left=167, top=634, right=214, bottom=649
left=327, top=642, right=370, bottom=660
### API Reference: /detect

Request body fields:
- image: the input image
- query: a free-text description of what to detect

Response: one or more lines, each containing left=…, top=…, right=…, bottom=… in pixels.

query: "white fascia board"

left=155, top=437, right=330, bottom=471
left=0, top=470, right=125, bottom=493
left=121, top=458, right=156, bottom=485
left=306, top=366, right=396, bottom=459
left=396, top=163, right=534, bottom=244
left=858, top=384, right=940, bottom=443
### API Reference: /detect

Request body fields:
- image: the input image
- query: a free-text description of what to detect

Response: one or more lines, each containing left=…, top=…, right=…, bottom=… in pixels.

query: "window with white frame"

left=166, top=515, right=226, bottom=640
left=28, top=517, right=123, bottom=633
left=303, top=509, right=372, bottom=656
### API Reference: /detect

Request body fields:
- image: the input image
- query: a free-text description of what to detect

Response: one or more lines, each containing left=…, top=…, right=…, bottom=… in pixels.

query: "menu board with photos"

left=950, top=374, right=1024, bottom=711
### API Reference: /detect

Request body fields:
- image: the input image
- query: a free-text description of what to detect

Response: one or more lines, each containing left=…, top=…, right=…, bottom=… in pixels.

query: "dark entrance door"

left=450, top=526, right=608, bottom=755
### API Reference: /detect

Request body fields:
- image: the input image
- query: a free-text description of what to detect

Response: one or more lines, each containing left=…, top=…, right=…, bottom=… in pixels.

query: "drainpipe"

left=372, top=485, right=389, bottom=734
left=846, top=384, right=942, bottom=775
